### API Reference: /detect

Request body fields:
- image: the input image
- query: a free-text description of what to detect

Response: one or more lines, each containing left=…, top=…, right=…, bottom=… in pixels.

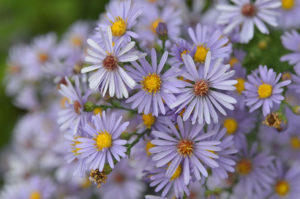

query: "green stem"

left=94, top=104, right=138, bottom=114
left=126, top=129, right=150, bottom=157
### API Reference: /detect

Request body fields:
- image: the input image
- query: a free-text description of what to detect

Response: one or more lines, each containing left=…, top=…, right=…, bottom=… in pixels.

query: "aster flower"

left=170, top=52, right=237, bottom=124
left=58, top=76, right=91, bottom=135
left=147, top=165, right=190, bottom=198
left=244, top=65, right=291, bottom=116
left=233, top=142, right=275, bottom=198
left=136, top=3, right=182, bottom=49
left=76, top=112, right=128, bottom=171
left=278, top=0, right=300, bottom=28
left=205, top=125, right=238, bottom=181
left=82, top=26, right=143, bottom=98
left=99, top=0, right=142, bottom=41
left=217, top=0, right=281, bottom=43
left=267, top=159, right=300, bottom=199
left=169, top=39, right=193, bottom=68
left=281, top=30, right=300, bottom=69
left=100, top=159, right=145, bottom=199
left=150, top=116, right=221, bottom=185
left=221, top=105, right=257, bottom=149
left=290, top=68, right=300, bottom=94
left=126, top=49, right=183, bottom=116
left=188, top=23, right=232, bottom=64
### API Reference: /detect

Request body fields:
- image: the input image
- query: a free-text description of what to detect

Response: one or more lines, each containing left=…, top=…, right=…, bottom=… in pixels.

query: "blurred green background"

left=0, top=0, right=108, bottom=148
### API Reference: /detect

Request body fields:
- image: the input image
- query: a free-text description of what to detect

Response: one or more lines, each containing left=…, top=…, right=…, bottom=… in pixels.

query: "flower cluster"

left=2, top=0, right=300, bottom=199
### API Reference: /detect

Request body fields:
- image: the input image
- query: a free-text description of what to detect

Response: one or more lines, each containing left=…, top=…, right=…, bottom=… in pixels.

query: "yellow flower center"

left=111, top=16, right=127, bottom=37
left=151, top=18, right=164, bottom=33
left=95, top=131, right=112, bottom=151
left=29, top=191, right=41, bottom=199
left=223, top=118, right=238, bottom=134
left=275, top=180, right=290, bottom=196
left=177, top=139, right=194, bottom=156
left=235, top=78, right=245, bottom=95
left=194, top=45, right=209, bottom=63
left=282, top=0, right=295, bottom=10
left=142, top=73, right=161, bottom=94
left=257, top=83, right=272, bottom=99
left=171, top=164, right=182, bottom=181
left=71, top=35, right=83, bottom=46
left=282, top=72, right=292, bottom=81
left=229, top=57, right=239, bottom=67
left=93, top=108, right=103, bottom=116
left=142, top=113, right=156, bottom=129
left=236, top=159, right=252, bottom=175
left=145, top=141, right=155, bottom=156
left=290, top=136, right=300, bottom=150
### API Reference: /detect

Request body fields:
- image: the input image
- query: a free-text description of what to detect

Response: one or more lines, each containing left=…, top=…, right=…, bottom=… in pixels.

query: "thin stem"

left=94, top=104, right=138, bottom=114
left=126, top=129, right=151, bottom=157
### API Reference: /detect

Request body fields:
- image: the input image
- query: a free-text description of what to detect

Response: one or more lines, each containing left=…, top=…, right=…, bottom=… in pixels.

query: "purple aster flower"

left=126, top=49, right=183, bottom=116
left=82, top=26, right=143, bottom=98
left=58, top=76, right=91, bottom=135
left=63, top=132, right=87, bottom=176
left=205, top=125, right=238, bottom=181
left=244, top=65, right=291, bottom=116
left=76, top=111, right=128, bottom=171
left=147, top=165, right=190, bottom=198
left=221, top=105, right=257, bottom=149
left=169, top=39, right=193, bottom=68
left=188, top=23, right=232, bottom=63
left=150, top=116, right=221, bottom=185
left=136, top=3, right=182, bottom=49
left=217, top=0, right=281, bottom=43
left=100, top=159, right=145, bottom=199
left=170, top=52, right=237, bottom=124
left=280, top=30, right=300, bottom=69
left=278, top=0, right=300, bottom=28
left=99, top=0, right=142, bottom=41
left=267, top=159, right=300, bottom=199
left=290, top=68, right=300, bottom=94
left=233, top=142, right=275, bottom=198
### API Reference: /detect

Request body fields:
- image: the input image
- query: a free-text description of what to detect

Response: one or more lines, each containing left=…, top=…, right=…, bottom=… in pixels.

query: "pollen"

left=38, top=52, right=49, bottom=63
left=93, top=108, right=103, bottom=116
left=290, top=136, right=300, bottom=150
left=194, top=80, right=209, bottom=96
left=73, top=101, right=82, bottom=114
left=235, top=78, right=245, bottom=94
left=236, top=159, right=252, bottom=175
left=111, top=16, right=127, bottom=37
left=257, top=83, right=272, bottom=99
left=71, top=35, right=83, bottom=46
left=194, top=45, right=209, bottom=63
left=103, top=55, right=118, bottom=71
left=95, top=131, right=112, bottom=151
left=151, top=18, right=164, bottom=33
left=145, top=140, right=155, bottom=156
left=223, top=118, right=238, bottom=134
left=275, top=180, right=290, bottom=196
left=142, top=113, right=156, bottom=129
left=142, top=73, right=161, bottom=94
left=282, top=0, right=295, bottom=10
left=177, top=139, right=194, bottom=156
left=241, top=3, right=256, bottom=17
left=29, top=191, right=41, bottom=199
left=171, top=164, right=182, bottom=181
left=229, top=57, right=239, bottom=67
left=89, top=169, right=107, bottom=188
left=263, top=113, right=282, bottom=130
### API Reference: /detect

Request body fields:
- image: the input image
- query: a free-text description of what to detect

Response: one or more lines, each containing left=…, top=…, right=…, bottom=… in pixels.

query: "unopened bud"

left=84, top=101, right=95, bottom=112
left=156, top=22, right=168, bottom=40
